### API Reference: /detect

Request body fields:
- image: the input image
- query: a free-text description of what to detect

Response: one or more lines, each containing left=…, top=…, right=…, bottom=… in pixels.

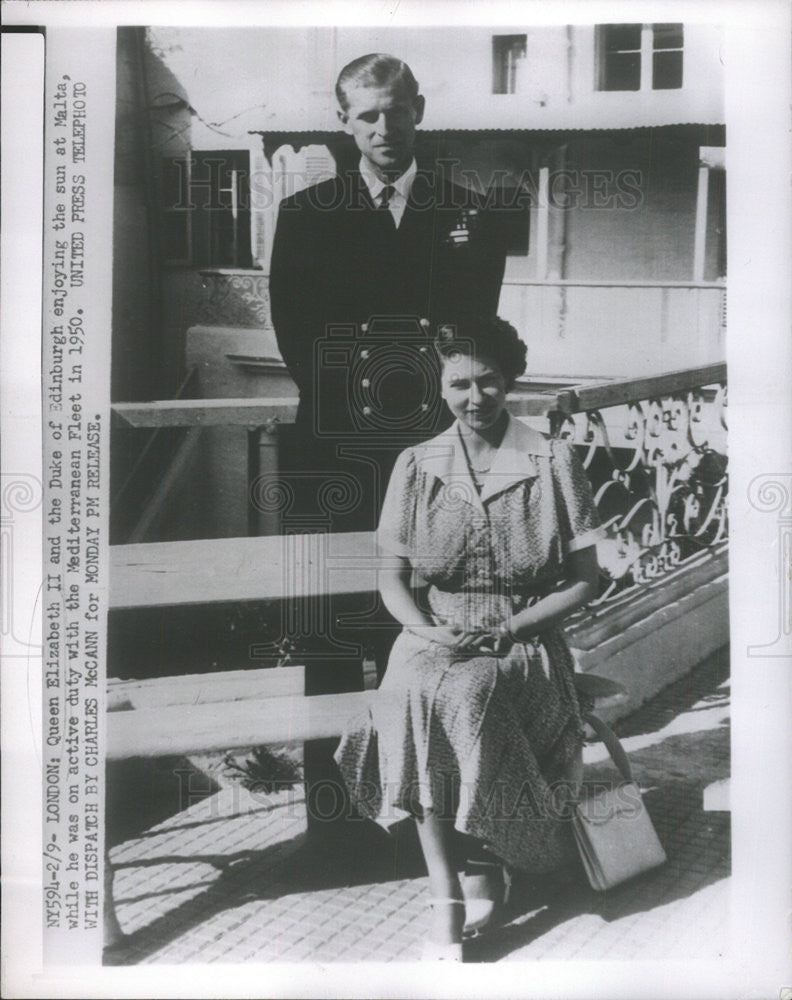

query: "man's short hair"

left=335, top=53, right=420, bottom=110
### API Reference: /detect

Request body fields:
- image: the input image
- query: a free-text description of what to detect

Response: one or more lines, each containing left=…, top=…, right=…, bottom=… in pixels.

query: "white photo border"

left=1, top=1, right=790, bottom=997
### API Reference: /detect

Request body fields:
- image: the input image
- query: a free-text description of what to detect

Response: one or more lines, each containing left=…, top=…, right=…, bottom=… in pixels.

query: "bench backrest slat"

left=107, top=665, right=305, bottom=712
left=106, top=689, right=374, bottom=759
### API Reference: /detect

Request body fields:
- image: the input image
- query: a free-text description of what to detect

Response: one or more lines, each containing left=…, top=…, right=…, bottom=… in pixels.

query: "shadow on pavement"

left=107, top=647, right=731, bottom=964
left=105, top=818, right=424, bottom=965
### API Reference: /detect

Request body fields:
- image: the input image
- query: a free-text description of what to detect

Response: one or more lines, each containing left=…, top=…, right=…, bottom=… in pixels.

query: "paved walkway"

left=105, top=647, right=730, bottom=964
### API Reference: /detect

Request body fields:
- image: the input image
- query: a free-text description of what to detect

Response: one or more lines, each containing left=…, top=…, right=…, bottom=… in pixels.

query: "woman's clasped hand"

left=417, top=623, right=519, bottom=656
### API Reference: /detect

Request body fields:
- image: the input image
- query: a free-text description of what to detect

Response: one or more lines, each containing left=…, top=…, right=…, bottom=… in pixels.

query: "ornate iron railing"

left=549, top=363, right=727, bottom=610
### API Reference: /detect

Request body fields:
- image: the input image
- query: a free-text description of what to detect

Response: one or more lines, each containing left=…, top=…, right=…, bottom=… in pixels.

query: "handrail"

left=109, top=364, right=726, bottom=430
left=112, top=397, right=300, bottom=429
left=502, top=279, right=726, bottom=289
left=555, top=362, right=727, bottom=414
left=195, top=271, right=726, bottom=290
left=111, top=390, right=570, bottom=428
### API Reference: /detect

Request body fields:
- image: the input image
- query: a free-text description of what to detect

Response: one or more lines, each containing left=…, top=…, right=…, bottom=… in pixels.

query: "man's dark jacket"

left=268, top=166, right=508, bottom=528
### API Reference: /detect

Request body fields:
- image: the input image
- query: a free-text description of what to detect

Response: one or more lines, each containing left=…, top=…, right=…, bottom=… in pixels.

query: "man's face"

left=337, top=81, right=425, bottom=179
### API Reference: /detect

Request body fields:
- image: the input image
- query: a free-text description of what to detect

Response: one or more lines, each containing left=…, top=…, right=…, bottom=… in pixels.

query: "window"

left=161, top=150, right=252, bottom=267
left=599, top=23, right=642, bottom=91
left=492, top=35, right=527, bottom=94
left=597, top=24, right=683, bottom=92
left=652, top=23, right=684, bottom=90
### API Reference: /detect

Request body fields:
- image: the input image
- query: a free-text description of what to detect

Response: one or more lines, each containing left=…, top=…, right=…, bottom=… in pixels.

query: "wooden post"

left=639, top=24, right=653, bottom=92
left=536, top=166, right=550, bottom=280
left=250, top=422, right=282, bottom=536
left=693, top=166, right=710, bottom=282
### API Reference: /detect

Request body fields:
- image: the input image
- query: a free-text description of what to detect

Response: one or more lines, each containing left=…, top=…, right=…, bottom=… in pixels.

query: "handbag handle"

left=583, top=712, right=634, bottom=785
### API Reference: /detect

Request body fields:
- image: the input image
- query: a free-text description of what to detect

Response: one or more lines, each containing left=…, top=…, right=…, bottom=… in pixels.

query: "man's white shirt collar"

left=359, top=157, right=417, bottom=227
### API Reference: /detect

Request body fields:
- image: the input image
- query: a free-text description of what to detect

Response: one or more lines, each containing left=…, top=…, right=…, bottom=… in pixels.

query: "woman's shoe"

left=423, top=898, right=465, bottom=961
left=462, top=897, right=495, bottom=936
left=461, top=861, right=511, bottom=936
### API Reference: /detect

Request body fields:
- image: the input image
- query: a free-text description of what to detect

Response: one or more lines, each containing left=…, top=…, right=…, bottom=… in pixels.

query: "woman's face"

left=441, top=351, right=508, bottom=432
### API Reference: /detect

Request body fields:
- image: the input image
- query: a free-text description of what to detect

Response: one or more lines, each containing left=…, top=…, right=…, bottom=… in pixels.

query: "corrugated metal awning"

left=251, top=123, right=726, bottom=159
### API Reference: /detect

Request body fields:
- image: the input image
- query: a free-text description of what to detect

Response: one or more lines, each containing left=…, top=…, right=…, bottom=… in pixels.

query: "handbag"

left=572, top=713, right=667, bottom=892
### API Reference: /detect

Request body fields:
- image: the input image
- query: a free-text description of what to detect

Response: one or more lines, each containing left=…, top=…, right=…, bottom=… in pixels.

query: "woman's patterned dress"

left=335, top=416, right=604, bottom=872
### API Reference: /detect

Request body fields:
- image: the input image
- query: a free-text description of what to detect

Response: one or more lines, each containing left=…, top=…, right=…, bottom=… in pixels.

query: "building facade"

left=113, top=23, right=725, bottom=401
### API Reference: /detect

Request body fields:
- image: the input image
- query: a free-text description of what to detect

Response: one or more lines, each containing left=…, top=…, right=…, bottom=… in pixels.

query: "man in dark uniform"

left=268, top=53, right=509, bottom=840
left=270, top=52, right=508, bottom=532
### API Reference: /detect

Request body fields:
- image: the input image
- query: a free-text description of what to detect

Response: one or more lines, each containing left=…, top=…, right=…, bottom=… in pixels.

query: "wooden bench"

left=105, top=533, right=628, bottom=946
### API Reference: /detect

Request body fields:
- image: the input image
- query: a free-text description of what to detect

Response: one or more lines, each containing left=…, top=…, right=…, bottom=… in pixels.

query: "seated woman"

left=335, top=316, right=604, bottom=960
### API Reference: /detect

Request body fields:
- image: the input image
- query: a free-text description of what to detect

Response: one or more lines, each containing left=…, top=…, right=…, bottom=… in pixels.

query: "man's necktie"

left=378, top=185, right=396, bottom=227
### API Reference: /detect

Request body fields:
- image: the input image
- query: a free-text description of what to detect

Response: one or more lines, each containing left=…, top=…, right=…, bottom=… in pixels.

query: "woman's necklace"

left=459, top=434, right=495, bottom=481
left=458, top=413, right=508, bottom=485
